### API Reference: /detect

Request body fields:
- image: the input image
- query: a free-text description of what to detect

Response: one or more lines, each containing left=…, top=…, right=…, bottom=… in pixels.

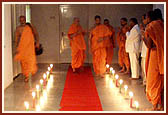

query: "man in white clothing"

left=125, top=18, right=141, bottom=80
left=140, top=14, right=148, bottom=85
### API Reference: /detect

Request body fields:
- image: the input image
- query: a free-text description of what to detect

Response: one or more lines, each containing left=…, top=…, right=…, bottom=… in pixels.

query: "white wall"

left=31, top=5, right=60, bottom=63
left=3, top=4, right=13, bottom=89
left=31, top=4, right=153, bottom=64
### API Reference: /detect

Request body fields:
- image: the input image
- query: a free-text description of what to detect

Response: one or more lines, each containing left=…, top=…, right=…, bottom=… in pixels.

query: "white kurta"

left=140, top=40, right=147, bottom=85
left=126, top=24, right=141, bottom=78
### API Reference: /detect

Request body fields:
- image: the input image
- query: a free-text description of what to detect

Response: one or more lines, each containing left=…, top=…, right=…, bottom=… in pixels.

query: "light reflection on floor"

left=4, top=63, right=154, bottom=112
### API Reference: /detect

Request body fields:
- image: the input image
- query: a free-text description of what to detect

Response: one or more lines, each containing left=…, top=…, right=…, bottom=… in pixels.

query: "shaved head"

left=19, top=15, right=26, bottom=26
left=73, top=17, right=80, bottom=25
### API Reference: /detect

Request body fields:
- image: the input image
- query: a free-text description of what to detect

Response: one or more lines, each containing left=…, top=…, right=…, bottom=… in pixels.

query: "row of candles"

left=106, top=64, right=139, bottom=111
left=24, top=64, right=54, bottom=111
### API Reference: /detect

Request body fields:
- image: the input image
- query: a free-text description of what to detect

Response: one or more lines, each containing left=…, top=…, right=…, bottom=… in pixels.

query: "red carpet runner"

left=59, top=66, right=103, bottom=111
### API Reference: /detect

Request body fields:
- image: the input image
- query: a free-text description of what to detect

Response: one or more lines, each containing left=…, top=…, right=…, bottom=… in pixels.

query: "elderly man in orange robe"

left=68, top=17, right=86, bottom=73
left=104, top=19, right=115, bottom=65
left=142, top=10, right=164, bottom=111
left=15, top=16, right=39, bottom=82
left=89, top=15, right=112, bottom=76
left=117, top=18, right=130, bottom=74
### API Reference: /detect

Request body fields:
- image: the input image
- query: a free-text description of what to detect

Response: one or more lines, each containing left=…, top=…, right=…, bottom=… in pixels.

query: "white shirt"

left=125, top=24, right=141, bottom=53
left=140, top=40, right=147, bottom=57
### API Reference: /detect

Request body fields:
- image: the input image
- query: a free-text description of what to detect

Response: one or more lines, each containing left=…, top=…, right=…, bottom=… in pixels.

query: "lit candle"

left=112, top=70, right=115, bottom=79
left=24, top=101, right=29, bottom=111
left=48, top=67, right=51, bottom=72
left=134, top=101, right=139, bottom=111
left=124, top=85, right=128, bottom=97
left=110, top=67, right=113, bottom=73
left=43, top=73, right=47, bottom=86
left=36, top=104, right=41, bottom=111
left=40, top=79, right=43, bottom=92
left=36, top=85, right=40, bottom=99
left=119, top=79, right=123, bottom=93
left=50, top=64, right=53, bottom=73
left=115, top=74, right=119, bottom=87
left=46, top=71, right=50, bottom=81
left=129, top=92, right=133, bottom=108
left=32, top=92, right=36, bottom=108
left=106, top=64, right=110, bottom=73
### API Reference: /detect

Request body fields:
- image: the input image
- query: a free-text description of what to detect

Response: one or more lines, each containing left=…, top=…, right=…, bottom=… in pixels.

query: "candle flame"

left=106, top=64, right=110, bottom=68
left=110, top=67, right=113, bottom=72
left=48, top=67, right=51, bottom=71
left=32, top=91, right=36, bottom=98
left=134, top=101, right=139, bottom=108
left=50, top=64, right=53, bottom=68
left=129, top=91, right=133, bottom=97
left=115, top=74, right=119, bottom=79
left=112, top=70, right=115, bottom=74
left=119, top=79, right=123, bottom=84
left=43, top=73, right=47, bottom=79
left=36, top=85, right=40, bottom=90
left=124, top=85, right=128, bottom=90
left=46, top=71, right=50, bottom=75
left=24, top=101, right=29, bottom=109
left=40, top=79, right=43, bottom=84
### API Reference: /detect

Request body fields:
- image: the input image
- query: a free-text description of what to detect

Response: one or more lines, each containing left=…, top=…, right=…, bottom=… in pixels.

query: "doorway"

left=59, top=5, right=91, bottom=63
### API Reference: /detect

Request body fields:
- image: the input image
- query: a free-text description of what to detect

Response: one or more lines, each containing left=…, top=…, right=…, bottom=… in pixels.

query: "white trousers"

left=141, top=57, right=146, bottom=85
left=129, top=52, right=140, bottom=78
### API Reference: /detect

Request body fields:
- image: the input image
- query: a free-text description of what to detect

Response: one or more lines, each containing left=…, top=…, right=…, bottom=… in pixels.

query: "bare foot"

left=118, top=68, right=125, bottom=73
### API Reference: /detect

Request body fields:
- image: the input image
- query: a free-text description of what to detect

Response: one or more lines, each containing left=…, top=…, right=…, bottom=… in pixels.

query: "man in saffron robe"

left=89, top=15, right=112, bottom=76
left=68, top=17, right=86, bottom=73
left=15, top=16, right=39, bottom=82
left=142, top=10, right=164, bottom=111
left=117, top=18, right=130, bottom=74
left=104, top=19, right=115, bottom=65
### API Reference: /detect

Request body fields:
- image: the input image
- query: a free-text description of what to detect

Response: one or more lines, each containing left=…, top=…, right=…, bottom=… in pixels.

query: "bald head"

left=19, top=15, right=26, bottom=26
left=73, top=17, right=80, bottom=25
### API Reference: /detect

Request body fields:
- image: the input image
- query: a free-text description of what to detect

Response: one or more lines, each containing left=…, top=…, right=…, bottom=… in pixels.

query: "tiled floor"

left=4, top=63, right=154, bottom=112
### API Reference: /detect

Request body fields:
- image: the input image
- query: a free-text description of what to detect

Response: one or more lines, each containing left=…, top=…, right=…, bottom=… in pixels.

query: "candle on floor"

left=115, top=74, right=119, bottom=87
left=110, top=67, right=113, bottom=74
left=36, top=104, right=41, bottom=111
left=32, top=92, right=36, bottom=108
left=134, top=101, right=139, bottom=111
left=36, top=85, right=40, bottom=99
left=48, top=67, right=51, bottom=72
left=40, top=79, right=43, bottom=92
left=112, top=70, right=115, bottom=79
left=106, top=64, right=110, bottom=73
left=119, top=79, right=123, bottom=93
left=129, top=92, right=133, bottom=108
left=24, top=101, right=29, bottom=111
left=50, top=64, right=53, bottom=73
left=124, top=85, right=128, bottom=97
left=46, top=71, right=50, bottom=82
left=43, top=73, right=47, bottom=86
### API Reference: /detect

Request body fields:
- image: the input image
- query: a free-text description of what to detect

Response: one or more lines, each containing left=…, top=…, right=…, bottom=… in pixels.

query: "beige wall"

left=3, top=4, right=13, bottom=89
left=31, top=4, right=153, bottom=63
left=31, top=5, right=60, bottom=63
